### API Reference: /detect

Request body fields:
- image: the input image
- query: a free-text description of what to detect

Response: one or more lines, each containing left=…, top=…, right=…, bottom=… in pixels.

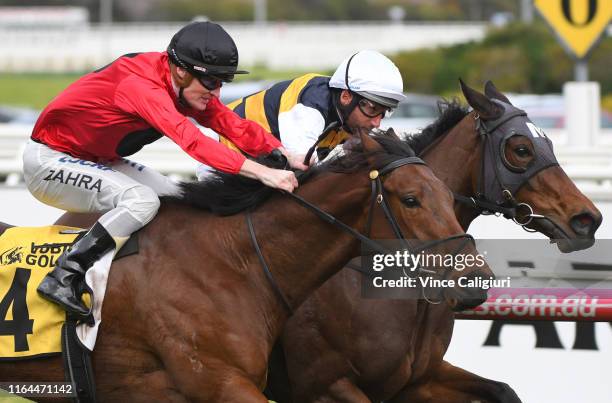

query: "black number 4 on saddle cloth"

left=0, top=225, right=138, bottom=403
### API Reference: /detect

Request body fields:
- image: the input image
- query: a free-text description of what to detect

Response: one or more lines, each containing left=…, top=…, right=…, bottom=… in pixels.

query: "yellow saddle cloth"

left=0, top=226, right=80, bottom=359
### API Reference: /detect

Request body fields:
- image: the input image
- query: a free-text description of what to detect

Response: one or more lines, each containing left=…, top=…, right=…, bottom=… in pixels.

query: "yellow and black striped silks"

left=223, top=73, right=350, bottom=159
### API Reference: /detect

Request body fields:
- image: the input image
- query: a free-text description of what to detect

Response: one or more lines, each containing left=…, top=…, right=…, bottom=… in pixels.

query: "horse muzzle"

left=445, top=271, right=491, bottom=311
left=534, top=211, right=601, bottom=253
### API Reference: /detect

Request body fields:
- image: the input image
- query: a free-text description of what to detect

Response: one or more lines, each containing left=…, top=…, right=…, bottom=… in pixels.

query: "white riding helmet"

left=329, top=50, right=406, bottom=108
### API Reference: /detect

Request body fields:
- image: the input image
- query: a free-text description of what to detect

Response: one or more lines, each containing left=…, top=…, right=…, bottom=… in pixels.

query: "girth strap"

left=62, top=320, right=96, bottom=403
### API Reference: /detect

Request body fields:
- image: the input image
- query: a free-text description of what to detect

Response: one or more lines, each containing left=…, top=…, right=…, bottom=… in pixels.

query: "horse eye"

left=514, top=146, right=532, bottom=158
left=402, top=196, right=420, bottom=208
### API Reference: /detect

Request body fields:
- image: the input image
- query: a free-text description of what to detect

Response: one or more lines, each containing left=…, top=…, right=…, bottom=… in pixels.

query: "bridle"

left=247, top=156, right=473, bottom=314
left=429, top=100, right=564, bottom=234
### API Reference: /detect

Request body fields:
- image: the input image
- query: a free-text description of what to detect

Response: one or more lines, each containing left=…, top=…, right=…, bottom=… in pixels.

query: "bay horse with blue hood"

left=264, top=81, right=602, bottom=403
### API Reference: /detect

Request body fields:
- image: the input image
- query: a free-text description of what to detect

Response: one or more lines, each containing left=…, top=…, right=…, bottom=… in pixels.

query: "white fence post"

left=564, top=82, right=601, bottom=149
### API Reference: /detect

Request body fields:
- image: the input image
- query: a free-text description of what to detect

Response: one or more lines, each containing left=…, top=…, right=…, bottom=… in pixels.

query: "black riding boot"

left=37, top=222, right=115, bottom=317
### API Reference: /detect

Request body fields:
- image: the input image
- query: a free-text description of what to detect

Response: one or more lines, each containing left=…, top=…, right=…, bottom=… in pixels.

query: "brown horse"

left=265, top=81, right=602, bottom=403
left=0, top=133, right=489, bottom=402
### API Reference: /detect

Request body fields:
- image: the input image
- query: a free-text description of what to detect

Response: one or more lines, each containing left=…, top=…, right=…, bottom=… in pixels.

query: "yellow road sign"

left=534, top=0, right=612, bottom=59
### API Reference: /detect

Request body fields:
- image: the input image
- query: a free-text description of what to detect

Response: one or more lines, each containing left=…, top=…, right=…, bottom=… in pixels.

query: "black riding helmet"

left=167, top=21, right=248, bottom=82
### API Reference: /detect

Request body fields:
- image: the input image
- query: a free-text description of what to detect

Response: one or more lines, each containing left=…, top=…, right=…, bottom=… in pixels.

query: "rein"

left=246, top=156, right=472, bottom=315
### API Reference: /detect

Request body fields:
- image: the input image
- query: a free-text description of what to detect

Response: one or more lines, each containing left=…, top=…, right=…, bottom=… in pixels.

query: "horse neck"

left=423, top=115, right=482, bottom=230
left=251, top=171, right=370, bottom=313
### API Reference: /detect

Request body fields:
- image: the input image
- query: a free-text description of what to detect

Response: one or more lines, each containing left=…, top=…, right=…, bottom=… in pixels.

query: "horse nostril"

left=570, top=213, right=597, bottom=237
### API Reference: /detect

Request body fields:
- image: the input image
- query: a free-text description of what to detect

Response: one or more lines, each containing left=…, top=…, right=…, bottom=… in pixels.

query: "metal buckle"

left=513, top=202, right=545, bottom=227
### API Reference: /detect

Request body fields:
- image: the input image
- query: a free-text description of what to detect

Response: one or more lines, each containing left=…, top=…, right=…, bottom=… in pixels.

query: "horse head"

left=461, top=81, right=602, bottom=252
left=357, top=132, right=493, bottom=310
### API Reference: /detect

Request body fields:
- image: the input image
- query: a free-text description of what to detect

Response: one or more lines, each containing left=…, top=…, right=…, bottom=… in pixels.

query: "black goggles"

left=198, top=75, right=224, bottom=91
left=357, top=98, right=394, bottom=118
left=197, top=74, right=234, bottom=91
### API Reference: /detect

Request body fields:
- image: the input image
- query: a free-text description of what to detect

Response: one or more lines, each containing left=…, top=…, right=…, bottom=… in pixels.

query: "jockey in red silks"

left=23, top=21, right=307, bottom=318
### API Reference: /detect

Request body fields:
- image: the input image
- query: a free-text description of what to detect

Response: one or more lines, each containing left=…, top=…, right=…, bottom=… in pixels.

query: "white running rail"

left=3, top=124, right=612, bottom=200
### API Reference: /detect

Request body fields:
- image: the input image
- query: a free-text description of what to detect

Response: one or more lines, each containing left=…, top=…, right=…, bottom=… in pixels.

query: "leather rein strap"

left=246, top=156, right=468, bottom=315
left=246, top=212, right=293, bottom=314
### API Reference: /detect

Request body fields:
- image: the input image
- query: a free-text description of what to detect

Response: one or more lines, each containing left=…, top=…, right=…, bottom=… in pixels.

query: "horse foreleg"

left=388, top=360, right=521, bottom=403
left=292, top=377, right=370, bottom=403
left=215, top=375, right=270, bottom=403
left=324, top=377, right=371, bottom=403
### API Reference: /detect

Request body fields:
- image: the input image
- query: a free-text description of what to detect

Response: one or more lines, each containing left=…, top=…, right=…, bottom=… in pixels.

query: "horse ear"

left=385, top=127, right=402, bottom=141
left=484, top=80, right=512, bottom=105
left=459, top=79, right=503, bottom=120
left=359, top=131, right=384, bottom=153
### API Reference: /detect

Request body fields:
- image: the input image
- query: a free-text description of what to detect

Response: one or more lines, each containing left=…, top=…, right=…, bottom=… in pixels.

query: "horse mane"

left=324, top=132, right=417, bottom=175
left=404, top=99, right=469, bottom=156
left=161, top=132, right=417, bottom=216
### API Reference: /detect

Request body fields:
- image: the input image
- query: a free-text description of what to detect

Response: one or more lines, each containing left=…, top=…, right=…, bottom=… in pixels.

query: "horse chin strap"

left=247, top=157, right=474, bottom=314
